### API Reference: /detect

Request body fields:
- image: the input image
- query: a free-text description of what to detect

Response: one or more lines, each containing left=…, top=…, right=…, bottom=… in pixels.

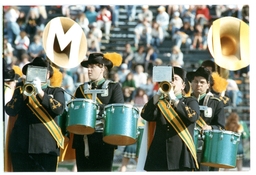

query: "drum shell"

left=201, top=130, right=240, bottom=168
left=67, top=99, right=98, bottom=135
left=136, top=126, right=144, bottom=157
left=103, top=104, right=139, bottom=146
left=194, top=128, right=201, bottom=150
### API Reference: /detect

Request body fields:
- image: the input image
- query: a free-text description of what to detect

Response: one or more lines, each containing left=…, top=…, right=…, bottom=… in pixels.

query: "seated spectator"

left=96, top=6, right=112, bottom=40
left=121, top=43, right=134, bottom=70
left=195, top=5, right=211, bottom=26
left=191, top=23, right=204, bottom=49
left=18, top=53, right=31, bottom=70
left=150, top=21, right=164, bottom=49
left=4, top=6, right=20, bottom=45
left=133, top=65, right=148, bottom=88
left=137, top=5, right=153, bottom=23
left=89, top=22, right=102, bottom=49
left=132, top=45, right=146, bottom=71
left=87, top=40, right=99, bottom=55
left=76, top=12, right=90, bottom=35
left=172, top=20, right=193, bottom=52
left=140, top=76, right=154, bottom=99
left=3, top=37, right=14, bottom=66
left=145, top=46, right=157, bottom=76
left=169, top=45, right=184, bottom=67
left=14, top=30, right=30, bottom=63
left=85, top=6, right=98, bottom=25
left=133, top=87, right=148, bottom=108
left=168, top=11, right=183, bottom=36
left=28, top=34, right=45, bottom=59
left=155, top=6, right=169, bottom=37
left=117, top=63, right=130, bottom=83
left=122, top=72, right=137, bottom=98
left=122, top=86, right=134, bottom=104
left=134, top=18, right=152, bottom=49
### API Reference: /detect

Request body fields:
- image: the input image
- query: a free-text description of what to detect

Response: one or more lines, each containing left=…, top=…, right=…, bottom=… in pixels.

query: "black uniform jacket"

left=5, top=81, right=66, bottom=155
left=199, top=95, right=225, bottom=130
left=72, top=80, right=124, bottom=149
left=141, top=96, right=200, bottom=171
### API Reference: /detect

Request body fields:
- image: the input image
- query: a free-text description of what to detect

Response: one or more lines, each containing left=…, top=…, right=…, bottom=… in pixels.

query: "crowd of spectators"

left=3, top=5, right=250, bottom=107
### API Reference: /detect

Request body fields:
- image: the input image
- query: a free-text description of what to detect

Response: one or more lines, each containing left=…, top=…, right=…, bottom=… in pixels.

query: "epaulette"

left=209, top=96, right=221, bottom=101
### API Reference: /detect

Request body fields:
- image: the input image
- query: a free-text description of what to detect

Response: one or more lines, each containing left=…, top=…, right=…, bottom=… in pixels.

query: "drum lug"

left=111, top=106, right=115, bottom=113
left=209, top=132, right=213, bottom=139
left=122, top=106, right=125, bottom=113
left=220, top=133, right=224, bottom=140
left=82, top=102, right=85, bottom=108
left=71, top=102, right=74, bottom=108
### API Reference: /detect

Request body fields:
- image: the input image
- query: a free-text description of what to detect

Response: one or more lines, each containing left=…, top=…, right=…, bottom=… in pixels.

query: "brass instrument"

left=23, top=83, right=36, bottom=96
left=23, top=66, right=48, bottom=96
left=207, top=17, right=249, bottom=71
left=159, top=81, right=174, bottom=93
left=42, top=17, right=87, bottom=69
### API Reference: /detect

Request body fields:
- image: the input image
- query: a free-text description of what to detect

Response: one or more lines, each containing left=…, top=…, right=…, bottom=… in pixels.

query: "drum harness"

left=196, top=92, right=224, bottom=151
left=82, top=80, right=111, bottom=157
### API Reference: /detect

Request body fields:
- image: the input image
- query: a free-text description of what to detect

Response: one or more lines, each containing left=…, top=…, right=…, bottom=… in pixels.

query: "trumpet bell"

left=207, top=17, right=249, bottom=71
left=159, top=81, right=172, bottom=93
left=23, top=83, right=36, bottom=96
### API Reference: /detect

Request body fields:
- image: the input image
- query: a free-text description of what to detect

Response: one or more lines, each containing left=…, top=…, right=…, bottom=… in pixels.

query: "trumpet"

left=159, top=81, right=174, bottom=93
left=23, top=83, right=36, bottom=96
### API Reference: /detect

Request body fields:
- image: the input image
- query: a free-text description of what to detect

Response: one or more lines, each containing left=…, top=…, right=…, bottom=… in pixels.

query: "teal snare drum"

left=67, top=99, right=98, bottom=135
left=136, top=126, right=144, bottom=157
left=201, top=130, right=240, bottom=168
left=103, top=104, right=139, bottom=146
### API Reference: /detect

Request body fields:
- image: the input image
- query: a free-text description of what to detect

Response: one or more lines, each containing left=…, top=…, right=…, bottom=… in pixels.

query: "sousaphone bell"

left=42, top=17, right=87, bottom=69
left=207, top=17, right=249, bottom=71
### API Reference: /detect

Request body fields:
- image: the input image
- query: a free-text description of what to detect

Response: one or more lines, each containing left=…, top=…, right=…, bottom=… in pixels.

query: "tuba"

left=42, top=17, right=87, bottom=69
left=207, top=17, right=249, bottom=71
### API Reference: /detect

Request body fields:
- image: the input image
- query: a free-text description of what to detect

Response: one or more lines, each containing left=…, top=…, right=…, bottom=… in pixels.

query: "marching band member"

left=5, top=57, right=66, bottom=172
left=187, top=66, right=226, bottom=171
left=71, top=52, right=124, bottom=171
left=140, top=66, right=200, bottom=171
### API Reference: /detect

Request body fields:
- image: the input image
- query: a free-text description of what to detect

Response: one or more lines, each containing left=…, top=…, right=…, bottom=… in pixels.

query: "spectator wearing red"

left=195, top=5, right=211, bottom=26
left=96, top=6, right=112, bottom=40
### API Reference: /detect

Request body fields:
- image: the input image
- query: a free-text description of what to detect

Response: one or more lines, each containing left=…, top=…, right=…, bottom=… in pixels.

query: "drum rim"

left=105, top=103, right=140, bottom=112
left=67, top=98, right=98, bottom=105
left=203, top=129, right=240, bottom=136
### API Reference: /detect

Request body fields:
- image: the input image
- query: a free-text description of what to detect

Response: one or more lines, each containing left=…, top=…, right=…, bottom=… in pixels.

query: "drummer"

left=71, top=52, right=124, bottom=171
left=187, top=66, right=225, bottom=171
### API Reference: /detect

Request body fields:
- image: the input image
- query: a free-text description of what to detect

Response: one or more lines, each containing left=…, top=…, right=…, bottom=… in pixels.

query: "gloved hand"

left=168, top=90, right=179, bottom=105
left=33, top=77, right=43, bottom=94
left=156, top=87, right=164, bottom=96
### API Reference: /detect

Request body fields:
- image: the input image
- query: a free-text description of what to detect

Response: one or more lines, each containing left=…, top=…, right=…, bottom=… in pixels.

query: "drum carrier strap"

left=157, top=99, right=199, bottom=169
left=196, top=92, right=213, bottom=129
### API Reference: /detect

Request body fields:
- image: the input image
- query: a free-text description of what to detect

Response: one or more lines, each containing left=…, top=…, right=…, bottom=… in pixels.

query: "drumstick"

left=61, top=87, right=76, bottom=99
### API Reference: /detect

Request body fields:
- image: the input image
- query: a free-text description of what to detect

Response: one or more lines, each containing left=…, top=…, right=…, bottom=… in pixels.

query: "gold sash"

left=27, top=95, right=64, bottom=149
left=196, top=117, right=207, bottom=129
left=157, top=99, right=199, bottom=169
